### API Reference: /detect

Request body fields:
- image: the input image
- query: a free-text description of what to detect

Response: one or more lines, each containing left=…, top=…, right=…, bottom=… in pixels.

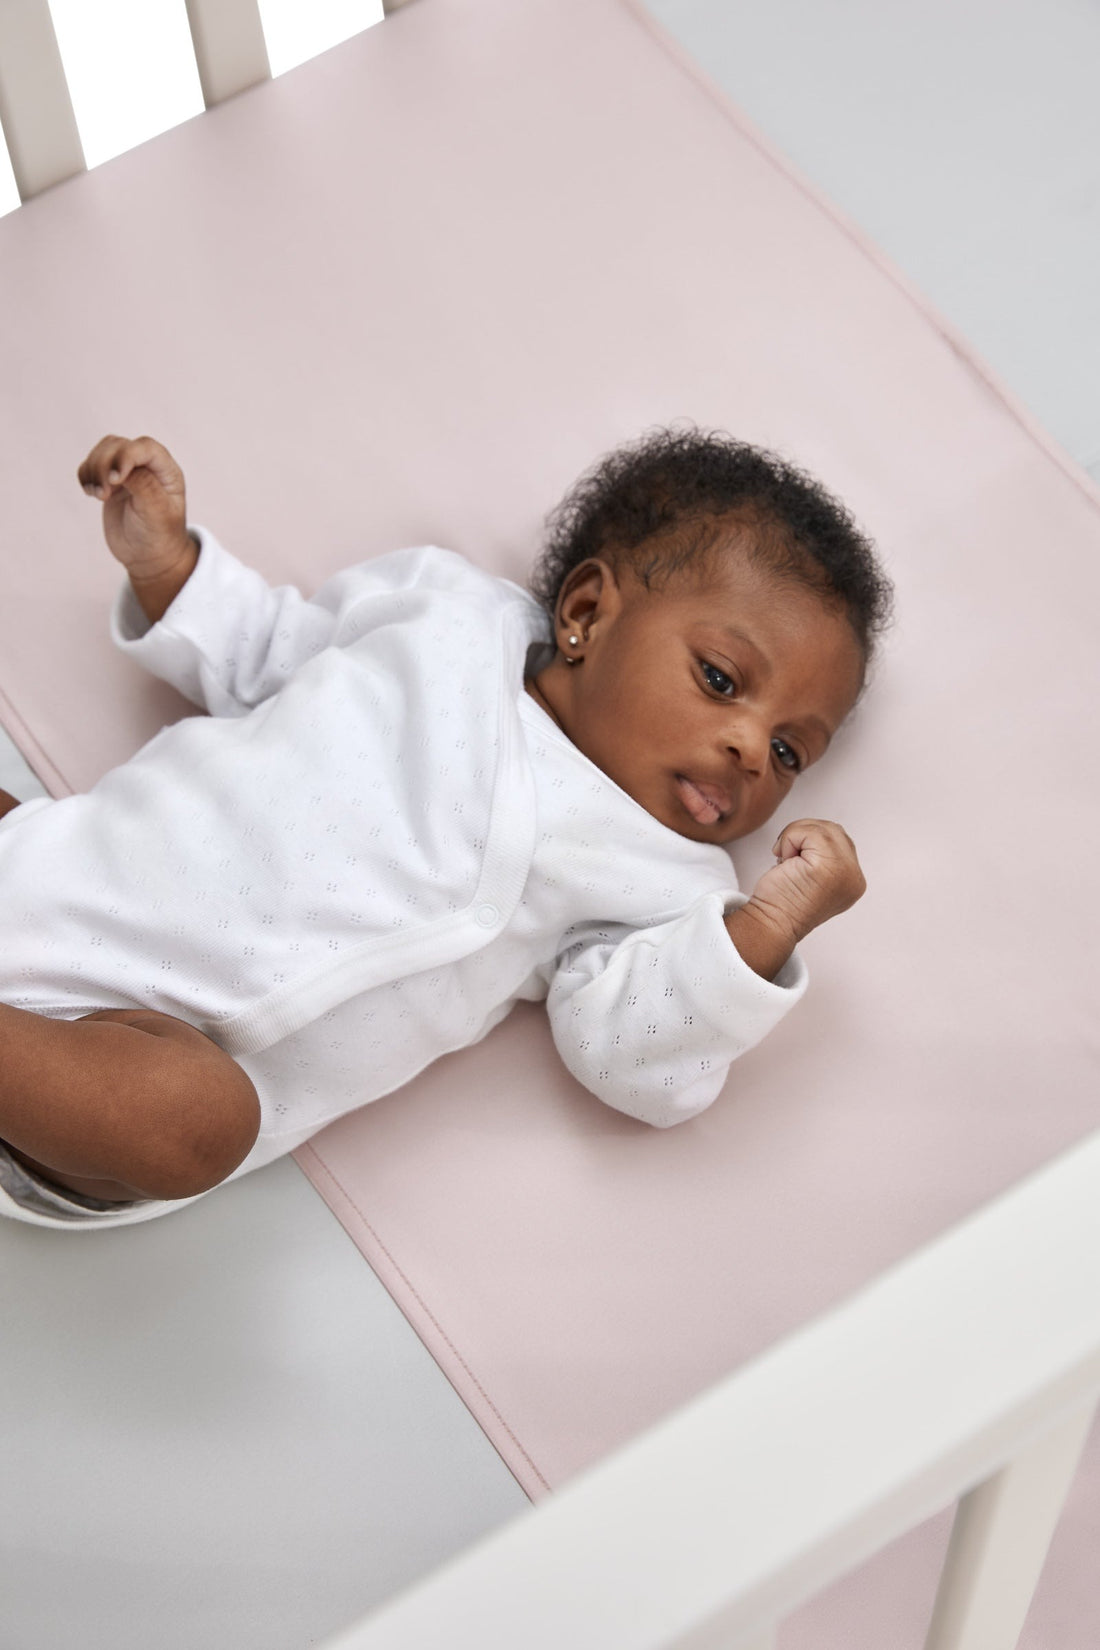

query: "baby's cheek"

left=737, top=782, right=787, bottom=840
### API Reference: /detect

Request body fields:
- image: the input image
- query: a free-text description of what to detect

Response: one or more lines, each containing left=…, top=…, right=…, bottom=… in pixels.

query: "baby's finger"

left=78, top=434, right=144, bottom=498
left=771, top=819, right=812, bottom=860
left=108, top=436, right=182, bottom=495
left=77, top=434, right=127, bottom=497
left=772, top=818, right=852, bottom=862
left=78, top=434, right=182, bottom=501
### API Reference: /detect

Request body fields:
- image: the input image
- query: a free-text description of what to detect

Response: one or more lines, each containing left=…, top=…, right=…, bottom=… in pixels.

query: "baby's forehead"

left=622, top=531, right=827, bottom=617
left=622, top=545, right=865, bottom=710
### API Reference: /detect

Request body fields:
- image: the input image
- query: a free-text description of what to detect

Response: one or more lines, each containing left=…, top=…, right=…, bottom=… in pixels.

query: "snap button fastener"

left=475, top=903, right=500, bottom=928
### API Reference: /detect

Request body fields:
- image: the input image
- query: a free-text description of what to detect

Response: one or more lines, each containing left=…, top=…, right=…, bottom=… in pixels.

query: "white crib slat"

left=316, top=1132, right=1100, bottom=1650
left=0, top=0, right=84, bottom=200
left=183, top=0, right=270, bottom=108
left=923, top=1400, right=1096, bottom=1650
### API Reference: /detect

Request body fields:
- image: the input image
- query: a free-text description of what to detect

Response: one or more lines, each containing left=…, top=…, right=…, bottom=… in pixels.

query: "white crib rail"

left=0, top=0, right=271, bottom=202
left=0, top=0, right=409, bottom=204
left=182, top=0, right=270, bottom=111
left=0, top=0, right=85, bottom=199
left=316, top=1128, right=1100, bottom=1650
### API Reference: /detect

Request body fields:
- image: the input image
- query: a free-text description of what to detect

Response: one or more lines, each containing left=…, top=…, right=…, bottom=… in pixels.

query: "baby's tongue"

left=676, top=776, right=721, bottom=825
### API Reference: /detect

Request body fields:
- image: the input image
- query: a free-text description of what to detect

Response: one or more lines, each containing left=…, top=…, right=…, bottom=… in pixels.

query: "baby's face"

left=533, top=551, right=866, bottom=845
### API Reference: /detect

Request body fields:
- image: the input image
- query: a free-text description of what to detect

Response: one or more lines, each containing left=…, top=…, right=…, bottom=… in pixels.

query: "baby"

left=0, top=427, right=890, bottom=1228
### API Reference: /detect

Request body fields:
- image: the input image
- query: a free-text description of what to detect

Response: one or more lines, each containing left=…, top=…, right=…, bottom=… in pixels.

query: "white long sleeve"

left=111, top=529, right=477, bottom=717
left=546, top=892, right=807, bottom=1127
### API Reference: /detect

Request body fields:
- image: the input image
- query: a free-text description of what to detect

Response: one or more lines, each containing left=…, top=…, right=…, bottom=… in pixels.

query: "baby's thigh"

left=0, top=1004, right=260, bottom=1202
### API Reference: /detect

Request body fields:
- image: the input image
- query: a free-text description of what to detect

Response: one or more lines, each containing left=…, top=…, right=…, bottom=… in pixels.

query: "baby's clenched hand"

left=725, top=819, right=865, bottom=980
left=78, top=434, right=193, bottom=585
left=751, top=819, right=866, bottom=943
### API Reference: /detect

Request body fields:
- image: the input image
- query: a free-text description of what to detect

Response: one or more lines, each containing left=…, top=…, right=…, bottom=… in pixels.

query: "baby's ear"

left=555, top=557, right=621, bottom=644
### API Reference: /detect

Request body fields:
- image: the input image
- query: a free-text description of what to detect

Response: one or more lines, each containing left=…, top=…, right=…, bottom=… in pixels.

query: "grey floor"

left=643, top=0, right=1100, bottom=483
left=2, top=3, right=1098, bottom=1647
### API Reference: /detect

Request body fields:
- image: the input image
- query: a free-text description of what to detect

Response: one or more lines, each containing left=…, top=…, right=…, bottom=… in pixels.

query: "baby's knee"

left=79, top=1009, right=261, bottom=1200
left=161, top=1054, right=260, bottom=1199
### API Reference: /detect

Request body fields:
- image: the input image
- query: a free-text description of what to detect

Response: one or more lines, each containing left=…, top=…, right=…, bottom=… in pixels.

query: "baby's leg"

left=0, top=1005, right=259, bottom=1202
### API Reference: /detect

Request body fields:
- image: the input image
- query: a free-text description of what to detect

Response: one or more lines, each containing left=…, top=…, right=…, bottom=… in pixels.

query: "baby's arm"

left=544, top=896, right=807, bottom=1128
left=726, top=819, right=866, bottom=979
left=79, top=432, right=442, bottom=717
left=79, top=435, right=199, bottom=623
left=545, top=823, right=864, bottom=1127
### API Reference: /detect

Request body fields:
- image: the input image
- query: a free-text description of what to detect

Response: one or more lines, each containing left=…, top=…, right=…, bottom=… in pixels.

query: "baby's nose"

left=725, top=716, right=770, bottom=775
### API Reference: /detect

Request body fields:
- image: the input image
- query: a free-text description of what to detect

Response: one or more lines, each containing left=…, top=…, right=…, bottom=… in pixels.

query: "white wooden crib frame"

left=318, top=1130, right=1100, bottom=1650
left=2, top=4, right=1097, bottom=1644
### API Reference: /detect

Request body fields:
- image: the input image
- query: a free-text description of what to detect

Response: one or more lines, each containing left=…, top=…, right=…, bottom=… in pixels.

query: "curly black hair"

left=531, top=425, right=893, bottom=660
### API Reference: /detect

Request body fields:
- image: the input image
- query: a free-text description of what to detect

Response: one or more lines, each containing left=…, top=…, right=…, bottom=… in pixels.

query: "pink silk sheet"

left=0, top=0, right=1097, bottom=1640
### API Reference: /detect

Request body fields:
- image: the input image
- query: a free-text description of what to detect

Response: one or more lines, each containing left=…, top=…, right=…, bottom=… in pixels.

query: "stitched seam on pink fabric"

left=295, top=1141, right=550, bottom=1496
left=618, top=0, right=1100, bottom=519
left=0, top=680, right=74, bottom=798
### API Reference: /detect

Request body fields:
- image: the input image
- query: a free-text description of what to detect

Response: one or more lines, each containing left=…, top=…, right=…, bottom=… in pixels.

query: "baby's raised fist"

left=78, top=434, right=192, bottom=581
left=747, top=818, right=866, bottom=948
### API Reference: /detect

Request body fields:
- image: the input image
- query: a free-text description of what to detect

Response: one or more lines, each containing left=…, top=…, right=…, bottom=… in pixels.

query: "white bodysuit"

left=0, top=532, right=806, bottom=1226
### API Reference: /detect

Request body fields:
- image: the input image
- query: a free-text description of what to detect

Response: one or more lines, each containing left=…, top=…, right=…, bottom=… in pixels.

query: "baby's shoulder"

left=394, top=545, right=535, bottom=613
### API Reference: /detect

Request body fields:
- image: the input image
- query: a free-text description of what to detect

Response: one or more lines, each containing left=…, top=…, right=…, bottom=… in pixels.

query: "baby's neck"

left=524, top=669, right=567, bottom=734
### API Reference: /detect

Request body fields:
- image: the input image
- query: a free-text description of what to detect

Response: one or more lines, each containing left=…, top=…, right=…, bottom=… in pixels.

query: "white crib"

left=316, top=1131, right=1100, bottom=1648
left=1, top=4, right=1097, bottom=1645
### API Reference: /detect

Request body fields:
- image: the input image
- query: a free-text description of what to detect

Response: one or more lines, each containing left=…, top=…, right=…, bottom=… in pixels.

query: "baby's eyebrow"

left=700, top=623, right=762, bottom=662
left=798, top=714, right=834, bottom=752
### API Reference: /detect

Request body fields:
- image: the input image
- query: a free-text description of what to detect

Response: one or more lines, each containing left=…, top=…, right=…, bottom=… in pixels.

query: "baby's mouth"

left=675, top=774, right=733, bottom=826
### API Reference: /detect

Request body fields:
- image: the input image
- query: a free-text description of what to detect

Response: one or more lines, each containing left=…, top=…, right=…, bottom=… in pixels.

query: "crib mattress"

left=0, top=0, right=1097, bottom=1640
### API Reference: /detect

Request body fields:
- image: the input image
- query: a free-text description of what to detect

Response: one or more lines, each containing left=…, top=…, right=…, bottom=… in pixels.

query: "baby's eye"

left=771, top=737, right=801, bottom=773
left=701, top=662, right=736, bottom=697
